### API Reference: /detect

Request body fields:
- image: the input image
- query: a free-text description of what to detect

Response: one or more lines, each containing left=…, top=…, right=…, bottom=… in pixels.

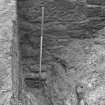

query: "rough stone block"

left=101, top=8, right=105, bottom=17
left=87, top=6, right=102, bottom=17
left=87, top=0, right=105, bottom=5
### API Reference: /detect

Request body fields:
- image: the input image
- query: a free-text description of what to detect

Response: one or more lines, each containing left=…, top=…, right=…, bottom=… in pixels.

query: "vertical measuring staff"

left=40, top=7, right=44, bottom=76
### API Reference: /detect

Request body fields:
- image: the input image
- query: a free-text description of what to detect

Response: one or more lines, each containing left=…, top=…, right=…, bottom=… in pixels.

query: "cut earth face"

left=17, top=0, right=105, bottom=105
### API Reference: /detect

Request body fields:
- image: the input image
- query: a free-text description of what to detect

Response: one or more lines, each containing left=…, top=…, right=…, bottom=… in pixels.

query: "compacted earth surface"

left=0, top=0, right=15, bottom=105
left=18, top=0, right=105, bottom=105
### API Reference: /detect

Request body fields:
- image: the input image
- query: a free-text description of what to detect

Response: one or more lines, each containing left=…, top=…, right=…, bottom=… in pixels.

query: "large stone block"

left=87, top=0, right=105, bottom=5
left=87, top=6, right=102, bottom=17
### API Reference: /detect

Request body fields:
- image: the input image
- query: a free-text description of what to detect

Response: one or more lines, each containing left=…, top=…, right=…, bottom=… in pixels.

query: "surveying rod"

left=39, top=7, right=44, bottom=77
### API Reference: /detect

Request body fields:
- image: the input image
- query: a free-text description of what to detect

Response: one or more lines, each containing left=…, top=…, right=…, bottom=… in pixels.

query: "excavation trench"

left=16, top=0, right=105, bottom=105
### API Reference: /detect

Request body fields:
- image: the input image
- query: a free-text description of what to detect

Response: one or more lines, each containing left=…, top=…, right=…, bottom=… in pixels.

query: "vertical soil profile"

left=8, top=0, right=105, bottom=105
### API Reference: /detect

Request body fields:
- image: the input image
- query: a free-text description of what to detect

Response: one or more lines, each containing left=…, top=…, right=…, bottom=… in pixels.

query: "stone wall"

left=0, top=0, right=16, bottom=105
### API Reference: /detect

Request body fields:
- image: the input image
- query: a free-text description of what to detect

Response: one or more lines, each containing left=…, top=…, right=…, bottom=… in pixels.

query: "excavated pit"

left=18, top=0, right=105, bottom=105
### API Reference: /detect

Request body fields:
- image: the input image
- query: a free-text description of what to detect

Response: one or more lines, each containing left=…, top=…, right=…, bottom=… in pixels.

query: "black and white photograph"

left=1, top=0, right=105, bottom=105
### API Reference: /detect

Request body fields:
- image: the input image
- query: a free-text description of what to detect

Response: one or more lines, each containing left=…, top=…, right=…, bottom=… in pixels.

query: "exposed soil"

left=17, top=0, right=105, bottom=105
